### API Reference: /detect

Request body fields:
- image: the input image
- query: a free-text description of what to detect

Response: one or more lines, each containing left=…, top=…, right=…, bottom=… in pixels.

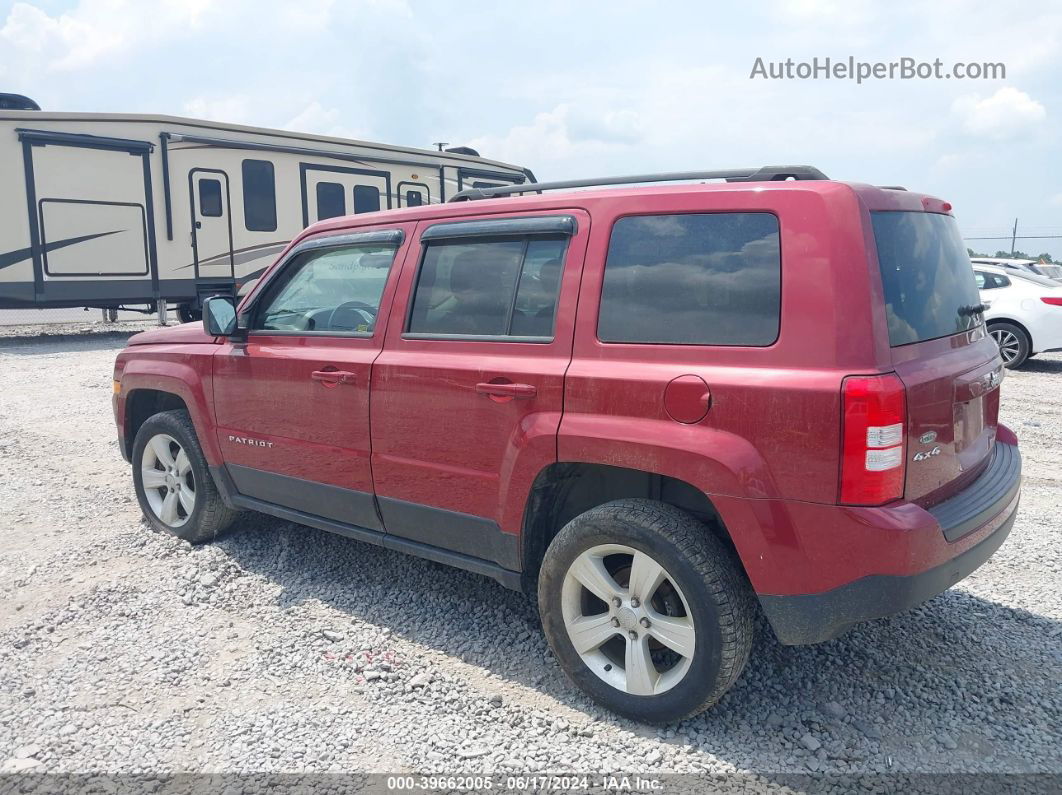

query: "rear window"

left=871, top=212, right=983, bottom=346
left=598, top=213, right=781, bottom=346
left=1010, top=271, right=1062, bottom=288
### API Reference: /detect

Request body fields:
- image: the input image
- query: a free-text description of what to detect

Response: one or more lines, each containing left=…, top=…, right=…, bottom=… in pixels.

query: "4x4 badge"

left=914, top=446, right=941, bottom=462
left=919, top=431, right=938, bottom=444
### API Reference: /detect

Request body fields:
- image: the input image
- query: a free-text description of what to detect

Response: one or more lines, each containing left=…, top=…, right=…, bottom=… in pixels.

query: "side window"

left=316, top=182, right=346, bottom=221
left=241, top=160, right=277, bottom=232
left=975, top=272, right=1010, bottom=290
left=511, top=240, right=566, bottom=337
left=353, top=185, right=381, bottom=214
left=253, top=243, right=397, bottom=334
left=407, top=236, right=568, bottom=338
left=405, top=190, right=423, bottom=207
left=598, top=213, right=781, bottom=346
left=198, top=179, right=222, bottom=217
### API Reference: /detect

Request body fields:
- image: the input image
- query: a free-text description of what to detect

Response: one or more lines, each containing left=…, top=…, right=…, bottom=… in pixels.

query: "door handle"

left=311, top=369, right=356, bottom=385
left=476, top=382, right=537, bottom=399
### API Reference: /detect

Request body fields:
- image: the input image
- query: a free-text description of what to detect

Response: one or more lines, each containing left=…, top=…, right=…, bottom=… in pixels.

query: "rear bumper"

left=751, top=438, right=1021, bottom=645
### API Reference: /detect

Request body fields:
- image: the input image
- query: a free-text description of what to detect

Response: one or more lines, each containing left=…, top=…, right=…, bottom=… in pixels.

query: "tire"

left=131, top=409, right=238, bottom=544
left=537, top=499, right=754, bottom=723
left=177, top=304, right=202, bottom=324
left=989, top=321, right=1031, bottom=369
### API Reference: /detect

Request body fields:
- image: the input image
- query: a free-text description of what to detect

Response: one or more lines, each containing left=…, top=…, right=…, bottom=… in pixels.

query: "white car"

left=973, top=264, right=1062, bottom=368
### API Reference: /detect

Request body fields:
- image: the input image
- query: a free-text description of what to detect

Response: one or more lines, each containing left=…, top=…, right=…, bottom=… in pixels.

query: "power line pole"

left=1011, top=218, right=1018, bottom=257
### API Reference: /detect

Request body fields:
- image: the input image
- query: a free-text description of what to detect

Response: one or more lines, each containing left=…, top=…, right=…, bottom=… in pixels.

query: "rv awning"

left=16, top=128, right=154, bottom=154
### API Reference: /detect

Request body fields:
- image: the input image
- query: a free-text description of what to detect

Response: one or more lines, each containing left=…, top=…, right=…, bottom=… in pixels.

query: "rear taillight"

left=840, top=373, right=907, bottom=506
left=1041, top=297, right=1062, bottom=306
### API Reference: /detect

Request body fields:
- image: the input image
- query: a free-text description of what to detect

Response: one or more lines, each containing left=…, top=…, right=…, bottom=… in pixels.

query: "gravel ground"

left=0, top=308, right=153, bottom=328
left=0, top=336, right=1059, bottom=786
left=0, top=318, right=155, bottom=339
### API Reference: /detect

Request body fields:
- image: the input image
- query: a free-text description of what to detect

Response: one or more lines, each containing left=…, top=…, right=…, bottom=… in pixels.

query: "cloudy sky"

left=2, top=0, right=1060, bottom=257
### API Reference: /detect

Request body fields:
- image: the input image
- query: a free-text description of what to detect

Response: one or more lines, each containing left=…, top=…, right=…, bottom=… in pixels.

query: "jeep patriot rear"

left=113, top=166, right=1021, bottom=723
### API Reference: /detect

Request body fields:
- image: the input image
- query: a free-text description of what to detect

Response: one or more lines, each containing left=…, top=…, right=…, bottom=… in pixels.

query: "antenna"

left=433, top=142, right=449, bottom=152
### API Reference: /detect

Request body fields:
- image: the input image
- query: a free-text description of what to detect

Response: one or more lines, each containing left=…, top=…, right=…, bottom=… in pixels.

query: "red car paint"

left=114, top=177, right=1020, bottom=644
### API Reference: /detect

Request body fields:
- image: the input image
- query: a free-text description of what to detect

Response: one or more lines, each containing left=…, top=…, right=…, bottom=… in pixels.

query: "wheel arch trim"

left=120, top=365, right=220, bottom=465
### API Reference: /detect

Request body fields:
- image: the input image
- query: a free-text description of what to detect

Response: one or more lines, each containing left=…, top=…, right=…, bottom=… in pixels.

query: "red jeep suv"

left=113, top=166, right=1021, bottom=723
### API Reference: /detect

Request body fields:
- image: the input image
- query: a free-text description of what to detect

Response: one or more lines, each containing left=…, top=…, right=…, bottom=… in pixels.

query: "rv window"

left=198, top=179, right=223, bottom=217
left=316, top=182, right=346, bottom=221
left=405, top=190, right=424, bottom=207
left=242, top=160, right=278, bottom=232
left=353, top=185, right=381, bottom=214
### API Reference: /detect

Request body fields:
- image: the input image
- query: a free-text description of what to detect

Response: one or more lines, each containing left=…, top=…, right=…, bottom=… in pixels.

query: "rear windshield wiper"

left=958, top=303, right=989, bottom=316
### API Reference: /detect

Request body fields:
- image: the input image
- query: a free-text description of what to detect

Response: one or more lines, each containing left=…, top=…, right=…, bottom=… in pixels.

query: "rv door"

left=190, top=169, right=234, bottom=280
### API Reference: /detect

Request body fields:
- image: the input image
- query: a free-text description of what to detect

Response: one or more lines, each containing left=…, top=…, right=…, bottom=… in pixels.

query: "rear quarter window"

left=872, top=212, right=983, bottom=346
left=598, top=213, right=781, bottom=346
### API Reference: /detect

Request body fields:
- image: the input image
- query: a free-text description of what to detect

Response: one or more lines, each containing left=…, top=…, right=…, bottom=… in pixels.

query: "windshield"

left=872, top=211, right=984, bottom=346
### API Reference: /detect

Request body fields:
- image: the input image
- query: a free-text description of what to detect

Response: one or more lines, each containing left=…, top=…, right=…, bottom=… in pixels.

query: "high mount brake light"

left=840, top=373, right=907, bottom=506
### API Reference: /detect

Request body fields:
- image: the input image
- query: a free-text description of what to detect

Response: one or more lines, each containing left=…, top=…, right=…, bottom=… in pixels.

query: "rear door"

left=190, top=169, right=234, bottom=280
left=369, top=211, right=589, bottom=569
left=871, top=210, right=1002, bottom=503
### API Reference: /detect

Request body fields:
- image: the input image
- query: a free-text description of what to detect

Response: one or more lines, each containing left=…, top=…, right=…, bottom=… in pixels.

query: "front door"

left=211, top=226, right=411, bottom=530
left=370, top=211, right=590, bottom=570
left=190, top=169, right=234, bottom=280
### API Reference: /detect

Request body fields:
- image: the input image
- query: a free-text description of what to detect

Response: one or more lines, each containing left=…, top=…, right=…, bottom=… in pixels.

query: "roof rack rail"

left=448, top=165, right=829, bottom=202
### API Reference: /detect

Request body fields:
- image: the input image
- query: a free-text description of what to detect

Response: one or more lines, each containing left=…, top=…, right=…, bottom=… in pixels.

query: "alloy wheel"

left=140, top=433, right=196, bottom=528
left=991, top=328, right=1021, bottom=364
left=561, top=544, right=695, bottom=695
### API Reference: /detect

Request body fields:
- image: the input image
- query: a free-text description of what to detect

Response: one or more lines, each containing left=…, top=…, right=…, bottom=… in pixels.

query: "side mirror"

left=203, top=295, right=238, bottom=337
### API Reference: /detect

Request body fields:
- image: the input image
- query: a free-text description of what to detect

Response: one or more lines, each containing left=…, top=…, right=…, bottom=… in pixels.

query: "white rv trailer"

left=0, top=110, right=534, bottom=319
